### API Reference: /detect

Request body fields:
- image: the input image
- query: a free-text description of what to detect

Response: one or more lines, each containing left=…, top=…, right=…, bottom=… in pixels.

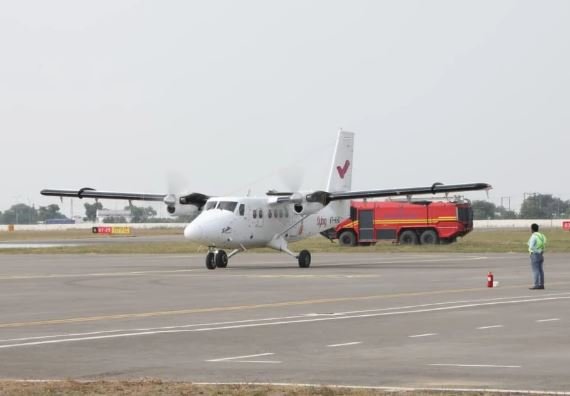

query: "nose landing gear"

left=205, top=247, right=241, bottom=270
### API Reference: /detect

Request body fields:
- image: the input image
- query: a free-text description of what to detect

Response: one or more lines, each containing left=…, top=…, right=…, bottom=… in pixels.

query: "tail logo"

left=336, top=160, right=350, bottom=179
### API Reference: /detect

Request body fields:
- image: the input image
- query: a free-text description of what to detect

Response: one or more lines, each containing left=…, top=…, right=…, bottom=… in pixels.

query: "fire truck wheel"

left=399, top=230, right=418, bottom=245
left=420, top=229, right=439, bottom=245
left=338, top=231, right=357, bottom=247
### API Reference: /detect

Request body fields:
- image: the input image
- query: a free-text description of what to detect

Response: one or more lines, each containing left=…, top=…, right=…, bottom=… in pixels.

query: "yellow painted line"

left=2, top=282, right=569, bottom=329
left=0, top=269, right=198, bottom=281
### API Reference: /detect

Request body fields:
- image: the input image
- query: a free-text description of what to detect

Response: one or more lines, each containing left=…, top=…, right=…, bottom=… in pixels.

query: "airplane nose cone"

left=184, top=223, right=204, bottom=241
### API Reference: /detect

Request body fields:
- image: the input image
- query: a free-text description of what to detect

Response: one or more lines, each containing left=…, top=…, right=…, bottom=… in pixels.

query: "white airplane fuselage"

left=183, top=196, right=346, bottom=249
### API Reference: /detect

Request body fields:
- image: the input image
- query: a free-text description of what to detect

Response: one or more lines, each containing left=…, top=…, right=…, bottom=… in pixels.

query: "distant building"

left=96, top=209, right=132, bottom=223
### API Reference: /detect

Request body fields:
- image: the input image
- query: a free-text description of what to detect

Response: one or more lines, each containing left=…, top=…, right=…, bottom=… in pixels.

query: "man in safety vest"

left=528, top=223, right=547, bottom=290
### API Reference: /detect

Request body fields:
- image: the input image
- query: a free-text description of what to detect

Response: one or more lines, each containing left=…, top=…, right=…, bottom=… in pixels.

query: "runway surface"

left=0, top=251, right=569, bottom=393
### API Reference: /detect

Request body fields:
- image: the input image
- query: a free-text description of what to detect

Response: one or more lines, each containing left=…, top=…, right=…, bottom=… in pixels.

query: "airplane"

left=41, top=130, right=491, bottom=269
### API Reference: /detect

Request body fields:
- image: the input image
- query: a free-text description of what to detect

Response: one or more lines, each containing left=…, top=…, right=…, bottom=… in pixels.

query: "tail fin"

left=327, top=129, right=354, bottom=192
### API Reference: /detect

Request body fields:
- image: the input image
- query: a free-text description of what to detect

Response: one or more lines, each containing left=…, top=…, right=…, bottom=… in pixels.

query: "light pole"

left=500, top=196, right=511, bottom=211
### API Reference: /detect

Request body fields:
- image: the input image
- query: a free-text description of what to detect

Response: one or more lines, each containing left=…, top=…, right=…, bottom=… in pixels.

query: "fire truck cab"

left=334, top=198, right=473, bottom=246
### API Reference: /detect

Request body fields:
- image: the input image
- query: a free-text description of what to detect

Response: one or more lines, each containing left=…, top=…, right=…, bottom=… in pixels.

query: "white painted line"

left=231, top=360, right=282, bottom=364
left=206, top=353, right=274, bottom=362
left=537, top=318, right=560, bottom=323
left=327, top=342, right=362, bottom=347
left=2, top=293, right=569, bottom=349
left=429, top=363, right=520, bottom=368
left=477, top=325, right=504, bottom=330
left=193, top=382, right=568, bottom=395
left=0, top=314, right=311, bottom=343
left=408, top=333, right=437, bottom=338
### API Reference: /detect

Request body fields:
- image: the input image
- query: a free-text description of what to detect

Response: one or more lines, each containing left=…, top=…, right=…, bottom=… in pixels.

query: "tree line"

left=472, top=194, right=570, bottom=220
left=0, top=203, right=185, bottom=224
left=2, top=193, right=569, bottom=224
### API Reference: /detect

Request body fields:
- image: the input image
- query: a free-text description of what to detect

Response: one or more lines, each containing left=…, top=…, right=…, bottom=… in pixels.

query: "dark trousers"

left=530, top=252, right=545, bottom=287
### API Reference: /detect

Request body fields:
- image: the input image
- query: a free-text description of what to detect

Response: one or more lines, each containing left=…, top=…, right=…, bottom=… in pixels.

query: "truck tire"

left=338, top=230, right=357, bottom=247
left=399, top=230, right=418, bottom=245
left=420, top=229, right=439, bottom=245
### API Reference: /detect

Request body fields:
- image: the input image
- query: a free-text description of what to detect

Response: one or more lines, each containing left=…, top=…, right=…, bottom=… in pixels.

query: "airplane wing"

left=40, top=188, right=167, bottom=202
left=304, top=182, right=491, bottom=205
left=328, top=182, right=491, bottom=201
left=40, top=188, right=211, bottom=211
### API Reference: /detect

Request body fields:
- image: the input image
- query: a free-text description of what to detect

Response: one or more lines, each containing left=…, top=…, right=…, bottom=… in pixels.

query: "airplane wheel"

left=205, top=252, right=216, bottom=270
left=298, top=250, right=311, bottom=268
left=215, top=250, right=228, bottom=268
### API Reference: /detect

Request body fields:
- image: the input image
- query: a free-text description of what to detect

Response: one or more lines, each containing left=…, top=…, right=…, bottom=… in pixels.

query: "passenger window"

left=239, top=204, right=245, bottom=216
left=268, top=209, right=272, bottom=219
left=253, top=209, right=257, bottom=219
left=284, top=209, right=289, bottom=218
left=259, top=209, right=263, bottom=219
left=278, top=209, right=283, bottom=218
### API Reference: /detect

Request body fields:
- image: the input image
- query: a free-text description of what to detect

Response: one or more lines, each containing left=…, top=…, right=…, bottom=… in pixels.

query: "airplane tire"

left=420, top=229, right=439, bottom=245
left=338, top=230, right=357, bottom=247
left=215, top=250, right=228, bottom=268
left=399, top=230, right=418, bottom=245
left=205, top=252, right=216, bottom=270
left=298, top=250, right=311, bottom=268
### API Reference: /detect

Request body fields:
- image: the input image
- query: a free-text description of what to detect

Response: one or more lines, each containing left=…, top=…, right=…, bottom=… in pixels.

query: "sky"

left=1, top=0, right=569, bottom=217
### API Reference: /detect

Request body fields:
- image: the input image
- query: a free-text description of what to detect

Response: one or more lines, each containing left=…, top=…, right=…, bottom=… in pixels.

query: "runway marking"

left=0, top=255, right=491, bottom=281
left=227, top=360, right=282, bottom=364
left=0, top=269, right=198, bottom=281
left=3, top=279, right=569, bottom=329
left=1, top=294, right=569, bottom=349
left=0, top=314, right=314, bottom=343
left=476, top=325, right=504, bottom=330
left=327, top=342, right=362, bottom=347
left=408, top=333, right=437, bottom=338
left=429, top=363, right=520, bottom=368
left=536, top=318, right=560, bottom=322
left=206, top=353, right=274, bottom=362
left=251, top=274, right=380, bottom=279
left=195, top=382, right=570, bottom=395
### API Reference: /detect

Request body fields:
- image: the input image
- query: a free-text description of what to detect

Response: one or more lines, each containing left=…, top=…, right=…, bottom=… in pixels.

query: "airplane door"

left=358, top=209, right=374, bottom=241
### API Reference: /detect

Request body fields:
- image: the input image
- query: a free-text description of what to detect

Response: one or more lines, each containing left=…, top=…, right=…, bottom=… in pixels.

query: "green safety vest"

left=532, top=232, right=546, bottom=252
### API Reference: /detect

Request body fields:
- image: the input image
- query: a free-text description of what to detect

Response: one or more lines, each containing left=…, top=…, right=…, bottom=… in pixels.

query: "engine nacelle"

left=166, top=203, right=199, bottom=217
left=292, top=201, right=325, bottom=216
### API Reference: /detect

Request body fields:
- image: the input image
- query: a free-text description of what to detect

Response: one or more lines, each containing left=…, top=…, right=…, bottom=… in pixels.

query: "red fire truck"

left=334, top=199, right=473, bottom=246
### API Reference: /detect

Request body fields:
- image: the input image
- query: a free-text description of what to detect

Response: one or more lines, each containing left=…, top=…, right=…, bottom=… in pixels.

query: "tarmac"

left=0, top=251, right=569, bottom=393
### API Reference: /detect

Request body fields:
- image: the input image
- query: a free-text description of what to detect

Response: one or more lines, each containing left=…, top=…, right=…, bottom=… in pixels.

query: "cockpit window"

left=218, top=201, right=238, bottom=212
left=205, top=201, right=218, bottom=210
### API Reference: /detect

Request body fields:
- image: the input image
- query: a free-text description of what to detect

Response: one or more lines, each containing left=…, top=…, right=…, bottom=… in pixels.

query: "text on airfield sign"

left=92, top=226, right=131, bottom=235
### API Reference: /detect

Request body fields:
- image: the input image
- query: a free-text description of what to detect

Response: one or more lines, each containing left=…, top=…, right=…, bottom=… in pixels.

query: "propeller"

left=278, top=165, right=305, bottom=194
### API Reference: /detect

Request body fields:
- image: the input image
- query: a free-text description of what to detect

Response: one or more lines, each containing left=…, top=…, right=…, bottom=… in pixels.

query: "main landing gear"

left=267, top=237, right=312, bottom=268
left=204, top=242, right=312, bottom=269
left=297, top=250, right=311, bottom=268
